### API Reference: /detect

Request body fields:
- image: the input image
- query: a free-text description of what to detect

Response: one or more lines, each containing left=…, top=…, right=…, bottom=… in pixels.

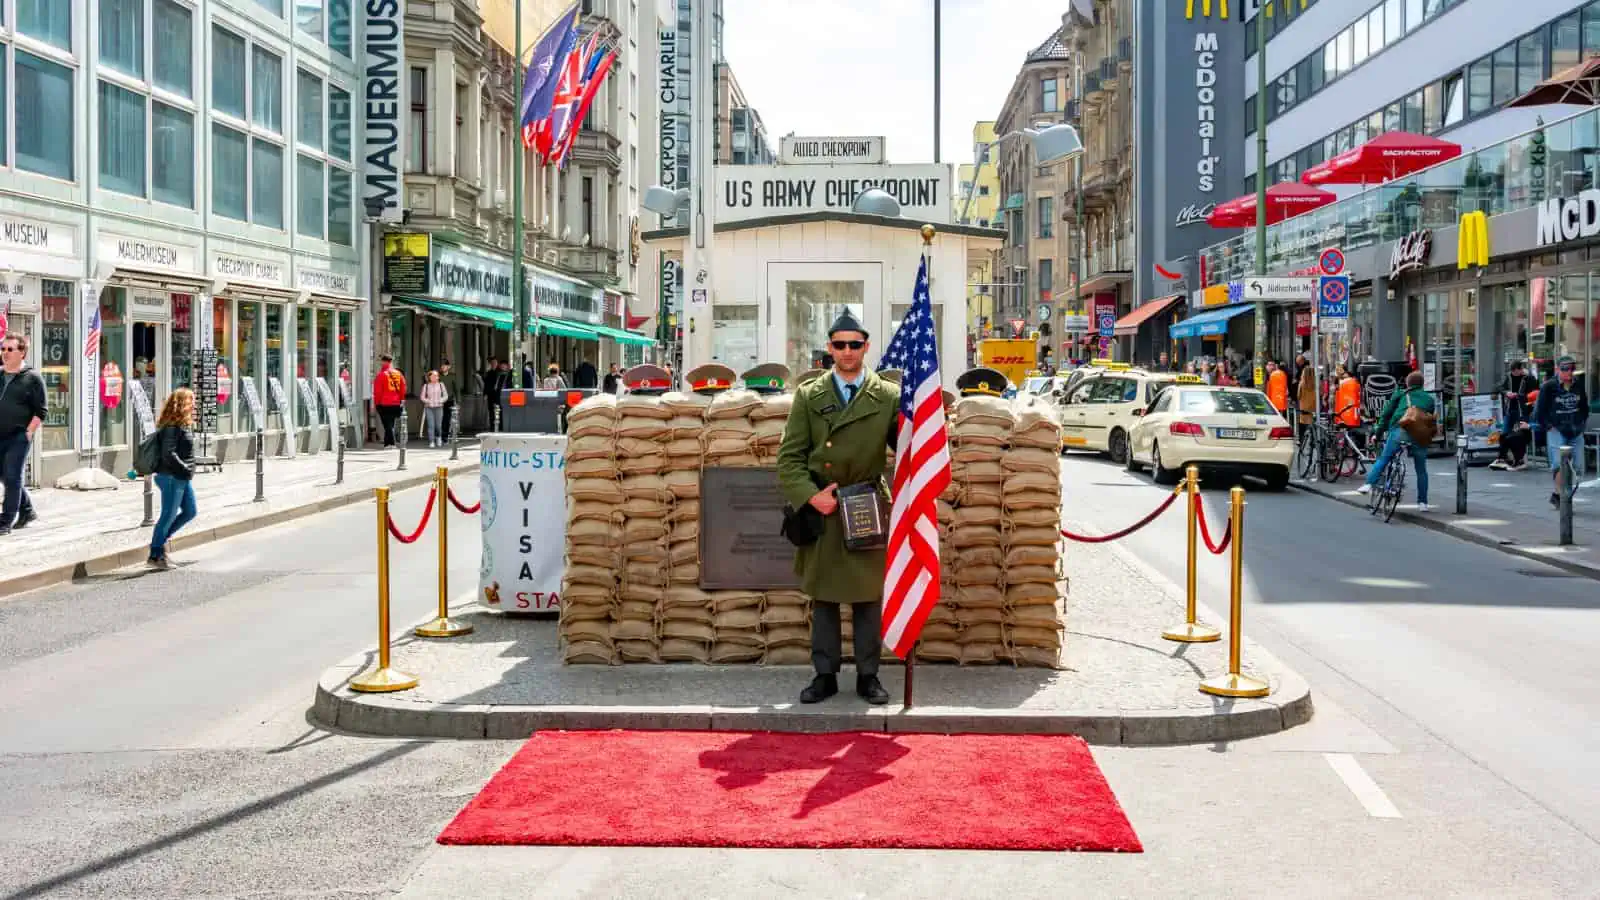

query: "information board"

left=295, top=377, right=319, bottom=424
left=240, top=377, right=265, bottom=429
left=192, top=348, right=219, bottom=432
left=478, top=434, right=567, bottom=612
left=698, top=467, right=801, bottom=590
left=126, top=379, right=156, bottom=440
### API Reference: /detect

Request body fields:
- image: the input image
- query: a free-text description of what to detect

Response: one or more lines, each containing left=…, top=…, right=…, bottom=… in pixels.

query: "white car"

left=1124, top=383, right=1295, bottom=490
left=1059, top=364, right=1182, bottom=462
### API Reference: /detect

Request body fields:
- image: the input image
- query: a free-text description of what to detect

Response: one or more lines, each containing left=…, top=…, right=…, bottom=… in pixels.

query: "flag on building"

left=536, top=30, right=602, bottom=160
left=551, top=48, right=617, bottom=167
left=84, top=305, right=102, bottom=359
left=519, top=3, right=581, bottom=147
left=875, top=254, right=952, bottom=658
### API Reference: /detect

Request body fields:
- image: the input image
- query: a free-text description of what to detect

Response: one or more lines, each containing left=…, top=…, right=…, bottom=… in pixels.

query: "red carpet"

left=438, top=730, right=1141, bottom=852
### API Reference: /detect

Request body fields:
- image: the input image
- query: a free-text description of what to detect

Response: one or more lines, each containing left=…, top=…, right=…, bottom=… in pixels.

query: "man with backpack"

left=0, top=333, right=46, bottom=535
left=1357, top=370, right=1437, bottom=511
left=372, top=355, right=408, bottom=448
left=1532, top=355, right=1590, bottom=508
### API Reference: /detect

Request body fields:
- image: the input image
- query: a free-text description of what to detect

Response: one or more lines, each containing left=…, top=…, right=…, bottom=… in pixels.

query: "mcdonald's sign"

left=1457, top=210, right=1490, bottom=269
left=1186, top=0, right=1228, bottom=18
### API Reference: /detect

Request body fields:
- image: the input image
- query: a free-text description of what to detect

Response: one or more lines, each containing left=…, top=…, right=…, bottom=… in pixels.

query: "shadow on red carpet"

left=437, top=730, right=1142, bottom=852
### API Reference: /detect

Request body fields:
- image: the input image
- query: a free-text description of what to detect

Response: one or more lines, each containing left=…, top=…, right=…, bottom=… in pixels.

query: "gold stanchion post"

left=350, top=487, right=419, bottom=693
left=417, top=467, right=473, bottom=638
left=1199, top=486, right=1270, bottom=698
left=1164, top=465, right=1220, bottom=643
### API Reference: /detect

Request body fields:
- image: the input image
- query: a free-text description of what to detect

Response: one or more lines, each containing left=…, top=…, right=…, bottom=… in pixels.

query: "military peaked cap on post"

left=685, top=363, right=738, bottom=394
left=741, top=362, right=791, bottom=394
left=827, top=309, right=869, bottom=339
left=622, top=364, right=672, bottom=394
left=956, top=367, right=1008, bottom=397
left=795, top=368, right=827, bottom=387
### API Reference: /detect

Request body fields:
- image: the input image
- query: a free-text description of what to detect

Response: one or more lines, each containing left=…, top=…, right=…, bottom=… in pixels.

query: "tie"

left=845, top=383, right=857, bottom=405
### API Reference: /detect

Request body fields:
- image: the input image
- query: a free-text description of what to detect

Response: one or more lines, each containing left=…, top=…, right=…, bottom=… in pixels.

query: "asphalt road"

left=1, top=465, right=1596, bottom=898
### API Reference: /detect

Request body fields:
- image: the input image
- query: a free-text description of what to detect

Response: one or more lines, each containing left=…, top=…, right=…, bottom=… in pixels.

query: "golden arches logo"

left=1458, top=211, right=1490, bottom=269
left=1186, top=0, right=1228, bottom=18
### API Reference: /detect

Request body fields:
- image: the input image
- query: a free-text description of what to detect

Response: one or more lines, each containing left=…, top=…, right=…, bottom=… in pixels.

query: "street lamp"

left=642, top=186, right=689, bottom=218
left=956, top=124, right=1085, bottom=224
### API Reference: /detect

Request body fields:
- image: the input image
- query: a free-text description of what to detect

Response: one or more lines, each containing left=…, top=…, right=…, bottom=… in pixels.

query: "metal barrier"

left=415, top=466, right=476, bottom=638
left=1198, top=487, right=1271, bottom=699
left=1559, top=446, right=1575, bottom=546
left=449, top=405, right=461, bottom=461
left=397, top=408, right=409, bottom=471
left=253, top=429, right=266, bottom=503
left=1163, top=466, right=1221, bottom=644
left=336, top=431, right=346, bottom=484
left=1455, top=434, right=1468, bottom=515
left=140, top=475, right=155, bottom=527
left=348, top=486, right=424, bottom=694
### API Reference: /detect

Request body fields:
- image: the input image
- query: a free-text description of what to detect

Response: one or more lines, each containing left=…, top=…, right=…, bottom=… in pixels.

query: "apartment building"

left=715, top=64, right=774, bottom=165
left=957, top=121, right=1001, bottom=343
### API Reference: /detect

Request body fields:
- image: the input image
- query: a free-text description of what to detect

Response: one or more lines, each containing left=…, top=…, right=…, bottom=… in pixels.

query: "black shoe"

left=13, top=509, right=36, bottom=529
left=1551, top=492, right=1561, bottom=508
left=800, top=674, right=838, bottom=704
left=856, top=675, right=890, bottom=705
left=0, top=526, right=10, bottom=536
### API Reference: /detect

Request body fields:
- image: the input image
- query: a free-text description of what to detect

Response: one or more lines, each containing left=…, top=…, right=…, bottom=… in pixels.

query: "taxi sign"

left=1175, top=374, right=1205, bottom=383
left=1101, top=362, right=1132, bottom=370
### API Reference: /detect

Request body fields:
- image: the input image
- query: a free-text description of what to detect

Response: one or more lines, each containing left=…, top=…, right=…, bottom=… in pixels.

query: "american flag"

left=84, top=305, right=102, bottom=359
left=876, top=253, right=952, bottom=658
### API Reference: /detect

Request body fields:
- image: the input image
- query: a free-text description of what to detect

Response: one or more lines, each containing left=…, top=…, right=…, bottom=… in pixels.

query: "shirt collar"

left=832, top=370, right=864, bottom=396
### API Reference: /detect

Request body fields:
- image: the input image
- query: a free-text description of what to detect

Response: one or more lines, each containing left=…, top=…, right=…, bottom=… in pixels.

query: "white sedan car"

left=1124, top=384, right=1295, bottom=490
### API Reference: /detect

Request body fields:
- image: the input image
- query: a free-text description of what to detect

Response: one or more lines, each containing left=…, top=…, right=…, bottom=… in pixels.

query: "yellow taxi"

left=1124, top=379, right=1295, bottom=490
left=1058, top=363, right=1182, bottom=462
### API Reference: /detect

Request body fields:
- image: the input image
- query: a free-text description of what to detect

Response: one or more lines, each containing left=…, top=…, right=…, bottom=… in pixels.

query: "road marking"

left=1325, top=753, right=1401, bottom=818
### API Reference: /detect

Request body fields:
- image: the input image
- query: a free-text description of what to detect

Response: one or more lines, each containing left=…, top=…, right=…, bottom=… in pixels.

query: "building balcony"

left=557, top=245, right=620, bottom=286
left=1083, top=72, right=1104, bottom=104
left=1117, top=36, right=1132, bottom=72
left=1098, top=57, right=1117, bottom=87
left=1065, top=98, right=1081, bottom=122
left=567, top=130, right=621, bottom=172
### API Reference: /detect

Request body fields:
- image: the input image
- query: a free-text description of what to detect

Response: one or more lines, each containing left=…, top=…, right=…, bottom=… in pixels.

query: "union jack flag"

left=876, top=254, right=952, bottom=658
left=85, top=305, right=102, bottom=359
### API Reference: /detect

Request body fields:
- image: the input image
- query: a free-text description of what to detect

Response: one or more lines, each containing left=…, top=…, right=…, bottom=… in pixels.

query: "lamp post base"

left=1199, top=672, right=1271, bottom=698
left=1162, top=622, right=1221, bottom=643
left=414, top=616, right=474, bottom=638
left=349, top=666, right=419, bottom=693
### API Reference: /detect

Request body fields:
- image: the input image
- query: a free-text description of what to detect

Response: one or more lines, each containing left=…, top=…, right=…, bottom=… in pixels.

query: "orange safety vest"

left=1336, top=377, right=1362, bottom=427
left=1267, top=369, right=1289, bottom=413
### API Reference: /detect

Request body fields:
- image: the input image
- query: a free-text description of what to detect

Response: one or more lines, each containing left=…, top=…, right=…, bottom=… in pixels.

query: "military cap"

left=795, top=368, right=828, bottom=387
left=685, top=362, right=737, bottom=394
left=956, top=367, right=1008, bottom=397
left=622, top=363, right=672, bottom=394
left=827, top=308, right=869, bottom=340
left=741, top=362, right=791, bottom=394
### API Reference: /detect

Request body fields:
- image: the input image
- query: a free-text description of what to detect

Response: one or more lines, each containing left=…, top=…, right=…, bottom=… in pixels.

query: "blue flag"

left=519, top=3, right=580, bottom=129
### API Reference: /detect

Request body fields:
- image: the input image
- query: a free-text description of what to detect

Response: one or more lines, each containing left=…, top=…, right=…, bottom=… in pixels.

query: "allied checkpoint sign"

left=479, top=434, right=567, bottom=612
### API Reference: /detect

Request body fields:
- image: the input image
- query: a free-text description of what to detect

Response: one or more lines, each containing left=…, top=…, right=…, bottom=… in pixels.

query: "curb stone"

left=0, top=464, right=480, bottom=599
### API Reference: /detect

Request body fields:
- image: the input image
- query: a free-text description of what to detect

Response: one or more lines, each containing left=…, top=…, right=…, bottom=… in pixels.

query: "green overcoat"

left=775, top=370, right=899, bottom=604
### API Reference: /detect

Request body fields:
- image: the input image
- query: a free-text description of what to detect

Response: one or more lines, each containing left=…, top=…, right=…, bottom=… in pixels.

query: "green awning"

left=586, top=323, right=657, bottom=347
left=531, top=316, right=599, bottom=341
left=400, top=297, right=642, bottom=345
left=398, top=296, right=512, bottom=329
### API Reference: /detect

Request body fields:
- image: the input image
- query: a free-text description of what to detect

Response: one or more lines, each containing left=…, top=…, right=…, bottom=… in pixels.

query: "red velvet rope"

left=1060, top=489, right=1181, bottom=544
left=447, top=487, right=481, bottom=514
left=387, top=487, right=437, bottom=544
left=1195, top=500, right=1232, bottom=555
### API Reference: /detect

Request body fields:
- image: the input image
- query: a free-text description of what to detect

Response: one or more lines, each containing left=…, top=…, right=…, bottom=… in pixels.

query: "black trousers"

left=1498, top=427, right=1529, bottom=464
left=376, top=405, right=402, bottom=446
left=810, top=601, right=882, bottom=678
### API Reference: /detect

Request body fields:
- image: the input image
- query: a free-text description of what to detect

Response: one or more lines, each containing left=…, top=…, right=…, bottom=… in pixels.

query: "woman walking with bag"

left=148, top=388, right=198, bottom=570
left=1357, top=370, right=1437, bottom=511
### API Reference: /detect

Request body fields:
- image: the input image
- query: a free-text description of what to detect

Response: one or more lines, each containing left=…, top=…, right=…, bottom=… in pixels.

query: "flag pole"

left=512, top=0, right=527, bottom=389
left=903, top=227, right=936, bottom=711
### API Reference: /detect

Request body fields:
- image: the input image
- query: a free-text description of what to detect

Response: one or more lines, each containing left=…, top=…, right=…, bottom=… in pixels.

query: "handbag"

left=836, top=481, right=889, bottom=551
left=1397, top=393, right=1438, bottom=445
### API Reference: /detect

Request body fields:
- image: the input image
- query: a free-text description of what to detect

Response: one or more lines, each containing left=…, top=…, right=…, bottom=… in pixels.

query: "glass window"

left=295, top=306, right=313, bottom=427
left=152, top=102, right=194, bottom=208
left=407, top=67, right=427, bottom=172
left=1323, top=41, right=1337, bottom=81
left=1352, top=19, right=1369, bottom=66
left=98, top=288, right=128, bottom=448
left=99, top=0, right=145, bottom=78
left=337, top=311, right=353, bottom=407
left=785, top=281, right=863, bottom=376
left=152, top=0, right=193, bottom=98
left=1492, top=43, right=1517, bottom=106
left=329, top=0, right=352, bottom=58
left=1041, top=77, right=1058, bottom=113
left=1384, top=102, right=1402, bottom=133
left=214, top=297, right=234, bottom=434
left=1384, top=0, right=1402, bottom=46
left=296, top=154, right=325, bottom=238
left=213, top=27, right=247, bottom=118
left=0, top=62, right=6, bottom=166
left=252, top=47, right=283, bottom=133
left=1405, top=0, right=1422, bottom=33
left=1443, top=73, right=1465, bottom=127
left=1402, top=90, right=1423, bottom=133
left=237, top=301, right=263, bottom=430
left=18, top=0, right=72, bottom=50
left=328, top=166, right=352, bottom=245
left=1422, top=80, right=1442, bottom=133
left=253, top=0, right=284, bottom=14
left=253, top=139, right=285, bottom=228
left=213, top=124, right=248, bottom=219
left=297, top=70, right=323, bottom=150
left=39, top=282, right=73, bottom=452
left=296, top=0, right=323, bottom=41
left=1335, top=29, right=1351, bottom=75
left=329, top=86, right=351, bottom=161
left=1585, top=1, right=1600, bottom=58
left=98, top=81, right=147, bottom=197
left=1517, top=31, right=1546, bottom=95
left=1553, top=13, right=1582, bottom=73
left=15, top=51, right=75, bottom=181
left=1467, top=57, right=1492, bottom=115
left=1037, top=196, right=1053, bottom=238
left=315, top=308, right=332, bottom=393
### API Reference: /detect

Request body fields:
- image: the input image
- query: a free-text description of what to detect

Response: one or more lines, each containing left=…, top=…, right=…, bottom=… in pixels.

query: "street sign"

left=1319, top=247, right=1346, bottom=276
left=1233, top=277, right=1318, bottom=301
left=1060, top=314, right=1090, bottom=331
left=1095, top=309, right=1116, bottom=336
left=1319, top=316, right=1349, bottom=334
left=1318, top=275, right=1350, bottom=319
left=1037, top=303, right=1052, bottom=323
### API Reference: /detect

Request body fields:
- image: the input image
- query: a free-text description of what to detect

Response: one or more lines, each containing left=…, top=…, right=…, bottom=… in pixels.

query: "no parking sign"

left=1317, top=275, right=1349, bottom=320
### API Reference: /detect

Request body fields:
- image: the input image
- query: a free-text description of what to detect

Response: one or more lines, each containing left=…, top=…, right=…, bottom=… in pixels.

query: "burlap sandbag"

left=567, top=419, right=614, bottom=441
left=954, top=606, right=1005, bottom=626
left=617, top=396, right=673, bottom=419
left=705, top=418, right=755, bottom=441
left=661, top=604, right=713, bottom=626
left=919, top=622, right=960, bottom=643
left=961, top=485, right=1005, bottom=508
left=661, top=391, right=712, bottom=417
left=615, top=416, right=670, bottom=440
left=567, top=545, right=617, bottom=569
left=763, top=624, right=810, bottom=647
left=1002, top=472, right=1061, bottom=508
left=616, top=640, right=661, bottom=664
left=936, top=499, right=955, bottom=525
left=765, top=590, right=808, bottom=606
left=949, top=525, right=1001, bottom=549
left=1006, top=525, right=1060, bottom=547
left=1004, top=545, right=1057, bottom=568
left=956, top=545, right=1003, bottom=568
left=962, top=460, right=1007, bottom=483
left=568, top=518, right=617, bottom=547
left=660, top=619, right=715, bottom=643
left=559, top=599, right=611, bottom=623
left=622, top=519, right=670, bottom=544
left=665, top=437, right=703, bottom=457
left=609, top=619, right=656, bottom=642
left=669, top=563, right=700, bottom=584
left=952, top=423, right=1010, bottom=448
left=1005, top=565, right=1058, bottom=585
left=568, top=500, right=621, bottom=524
left=752, top=419, right=786, bottom=447
left=925, top=602, right=959, bottom=625
left=1010, top=405, right=1063, bottom=450
left=663, top=453, right=703, bottom=473
left=567, top=433, right=615, bottom=462
left=715, top=629, right=764, bottom=647
left=714, top=453, right=762, bottom=467
left=952, top=505, right=1002, bottom=529
left=1004, top=506, right=1061, bottom=528
left=953, top=396, right=1016, bottom=428
left=659, top=638, right=710, bottom=663
left=763, top=645, right=811, bottom=666
left=706, top=389, right=761, bottom=420
left=625, top=561, right=670, bottom=587
left=619, top=583, right=663, bottom=605
left=954, top=564, right=1003, bottom=587
left=564, top=563, right=615, bottom=588
left=939, top=480, right=960, bottom=502
left=1005, top=623, right=1064, bottom=648
left=1007, top=604, right=1064, bottom=628
left=664, top=470, right=700, bottom=499
left=618, top=474, right=671, bottom=502
left=569, top=394, right=619, bottom=422
left=570, top=478, right=625, bottom=505
left=616, top=454, right=666, bottom=477
left=614, top=599, right=656, bottom=621
left=668, top=540, right=699, bottom=566
left=713, top=608, right=762, bottom=630
left=952, top=444, right=1004, bottom=464
left=749, top=394, right=794, bottom=421
left=916, top=641, right=961, bottom=662
left=622, top=540, right=668, bottom=563
left=955, top=585, right=1005, bottom=609
left=960, top=643, right=1004, bottom=665
left=612, top=437, right=661, bottom=460
left=703, top=437, right=754, bottom=458
left=958, top=622, right=1004, bottom=645
left=1009, top=645, right=1061, bottom=668
left=563, top=641, right=617, bottom=665
left=1005, top=582, right=1058, bottom=607
left=620, top=496, right=669, bottom=518
left=665, top=585, right=711, bottom=609
left=566, top=457, right=620, bottom=478
left=710, top=590, right=763, bottom=611
left=560, top=580, right=612, bottom=602
left=668, top=521, right=698, bottom=545
left=760, top=604, right=808, bottom=626
left=1001, top=447, right=1061, bottom=475
left=712, top=642, right=765, bottom=664
left=667, top=500, right=701, bottom=523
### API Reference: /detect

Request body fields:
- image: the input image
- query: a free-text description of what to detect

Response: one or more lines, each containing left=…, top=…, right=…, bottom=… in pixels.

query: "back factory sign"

left=715, top=164, right=951, bottom=225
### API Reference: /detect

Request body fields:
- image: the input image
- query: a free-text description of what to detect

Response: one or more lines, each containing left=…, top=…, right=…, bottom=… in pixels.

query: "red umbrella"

left=1300, top=131, right=1461, bottom=186
left=1206, top=182, right=1336, bottom=228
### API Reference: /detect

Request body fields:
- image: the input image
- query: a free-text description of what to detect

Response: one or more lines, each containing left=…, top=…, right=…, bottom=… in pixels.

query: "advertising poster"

left=1459, top=393, right=1501, bottom=453
left=478, top=433, right=567, bottom=613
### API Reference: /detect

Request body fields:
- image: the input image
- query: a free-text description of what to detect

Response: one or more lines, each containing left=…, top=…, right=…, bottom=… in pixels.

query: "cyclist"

left=1532, top=355, right=1590, bottom=507
left=1357, top=370, right=1436, bottom=511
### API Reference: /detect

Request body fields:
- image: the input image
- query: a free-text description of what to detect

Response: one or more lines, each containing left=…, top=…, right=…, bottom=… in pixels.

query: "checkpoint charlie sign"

left=715, top=164, right=950, bottom=225
left=779, top=135, right=885, bottom=165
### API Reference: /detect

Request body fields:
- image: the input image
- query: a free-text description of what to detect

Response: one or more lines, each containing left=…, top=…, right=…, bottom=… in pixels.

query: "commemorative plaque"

left=698, top=467, right=802, bottom=590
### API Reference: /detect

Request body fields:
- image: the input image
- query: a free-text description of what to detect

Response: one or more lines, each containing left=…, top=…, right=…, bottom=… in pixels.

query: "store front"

left=640, top=212, right=1004, bottom=384
left=0, top=211, right=84, bottom=486
left=1113, top=294, right=1185, bottom=367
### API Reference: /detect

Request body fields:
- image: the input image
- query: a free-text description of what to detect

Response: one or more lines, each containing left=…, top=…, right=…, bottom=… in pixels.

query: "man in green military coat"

left=776, top=310, right=897, bottom=705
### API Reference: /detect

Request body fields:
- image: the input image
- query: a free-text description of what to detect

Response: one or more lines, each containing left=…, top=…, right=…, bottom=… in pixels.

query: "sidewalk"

left=1, top=442, right=481, bottom=597
left=1294, top=458, right=1600, bottom=578
left=313, top=528, right=1314, bottom=745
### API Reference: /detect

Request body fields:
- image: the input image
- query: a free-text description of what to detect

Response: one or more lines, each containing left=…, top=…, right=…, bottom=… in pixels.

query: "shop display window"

left=98, top=288, right=127, bottom=448
left=214, top=296, right=234, bottom=434
left=237, top=301, right=262, bottom=430
left=38, top=280, right=73, bottom=453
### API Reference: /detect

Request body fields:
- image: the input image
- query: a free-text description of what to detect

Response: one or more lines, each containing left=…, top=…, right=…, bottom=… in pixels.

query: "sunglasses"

left=0, top=346, right=20, bottom=353
left=830, top=340, right=865, bottom=351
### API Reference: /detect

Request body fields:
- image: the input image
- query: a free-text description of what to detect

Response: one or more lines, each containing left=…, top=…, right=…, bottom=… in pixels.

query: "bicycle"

left=1366, top=448, right=1407, bottom=522
left=1322, top=407, right=1374, bottom=483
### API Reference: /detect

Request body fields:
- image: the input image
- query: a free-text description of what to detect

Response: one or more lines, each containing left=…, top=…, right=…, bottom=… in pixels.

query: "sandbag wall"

left=557, top=391, right=1066, bottom=667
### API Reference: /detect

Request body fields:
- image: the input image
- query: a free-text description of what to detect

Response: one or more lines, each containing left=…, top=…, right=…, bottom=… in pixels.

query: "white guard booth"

left=478, top=433, right=568, bottom=612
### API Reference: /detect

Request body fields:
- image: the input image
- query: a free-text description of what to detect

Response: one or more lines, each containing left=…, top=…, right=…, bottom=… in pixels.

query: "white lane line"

left=1325, top=753, right=1402, bottom=818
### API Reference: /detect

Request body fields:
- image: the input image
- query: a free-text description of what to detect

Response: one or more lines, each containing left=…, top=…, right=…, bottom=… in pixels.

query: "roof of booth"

left=640, top=211, right=1007, bottom=244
